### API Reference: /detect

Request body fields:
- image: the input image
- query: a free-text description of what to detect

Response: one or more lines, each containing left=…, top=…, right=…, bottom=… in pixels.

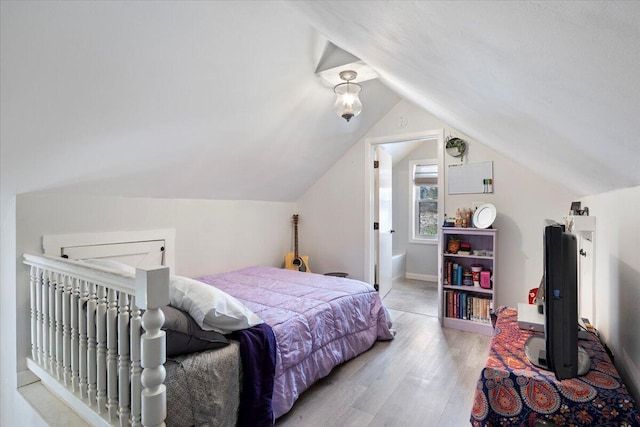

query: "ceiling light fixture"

left=334, top=70, right=362, bottom=122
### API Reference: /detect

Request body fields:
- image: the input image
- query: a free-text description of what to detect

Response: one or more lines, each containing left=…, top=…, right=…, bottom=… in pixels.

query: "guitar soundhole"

left=293, top=258, right=307, bottom=272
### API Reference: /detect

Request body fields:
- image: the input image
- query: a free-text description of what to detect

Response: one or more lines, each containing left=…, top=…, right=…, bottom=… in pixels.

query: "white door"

left=578, top=236, right=595, bottom=323
left=375, top=146, right=393, bottom=298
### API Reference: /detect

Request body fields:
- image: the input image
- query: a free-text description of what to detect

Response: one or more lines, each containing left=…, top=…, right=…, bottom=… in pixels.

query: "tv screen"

left=544, top=222, right=579, bottom=379
left=525, top=221, right=590, bottom=380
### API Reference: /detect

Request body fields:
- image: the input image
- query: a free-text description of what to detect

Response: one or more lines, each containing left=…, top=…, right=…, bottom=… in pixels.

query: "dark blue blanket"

left=230, top=323, right=277, bottom=427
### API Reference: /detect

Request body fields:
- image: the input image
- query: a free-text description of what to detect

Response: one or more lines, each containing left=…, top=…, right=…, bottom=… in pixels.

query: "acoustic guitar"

left=284, top=214, right=311, bottom=273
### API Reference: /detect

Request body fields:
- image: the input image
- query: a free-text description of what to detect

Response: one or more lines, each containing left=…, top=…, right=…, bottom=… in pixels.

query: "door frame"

left=363, top=129, right=445, bottom=285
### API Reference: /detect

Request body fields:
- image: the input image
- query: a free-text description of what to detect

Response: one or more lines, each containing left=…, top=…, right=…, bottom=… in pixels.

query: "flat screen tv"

left=525, top=221, right=590, bottom=380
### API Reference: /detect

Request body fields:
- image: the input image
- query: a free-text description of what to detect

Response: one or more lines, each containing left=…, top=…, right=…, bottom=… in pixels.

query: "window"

left=410, top=160, right=438, bottom=242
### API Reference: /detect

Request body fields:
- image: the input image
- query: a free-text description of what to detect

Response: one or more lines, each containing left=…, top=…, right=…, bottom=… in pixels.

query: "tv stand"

left=472, top=307, right=640, bottom=425
left=524, top=336, right=548, bottom=369
left=524, top=336, right=591, bottom=376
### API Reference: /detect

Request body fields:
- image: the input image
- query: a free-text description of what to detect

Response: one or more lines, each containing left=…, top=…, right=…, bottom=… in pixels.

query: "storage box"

left=480, top=270, right=491, bottom=289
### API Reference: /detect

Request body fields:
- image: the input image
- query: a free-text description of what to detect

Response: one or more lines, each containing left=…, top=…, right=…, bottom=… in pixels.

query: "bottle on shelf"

left=455, top=209, right=462, bottom=227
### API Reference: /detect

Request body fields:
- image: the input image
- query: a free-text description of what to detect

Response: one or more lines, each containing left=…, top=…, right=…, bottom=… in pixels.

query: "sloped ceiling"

left=289, top=1, right=640, bottom=196
left=0, top=1, right=399, bottom=202
left=2, top=1, right=639, bottom=203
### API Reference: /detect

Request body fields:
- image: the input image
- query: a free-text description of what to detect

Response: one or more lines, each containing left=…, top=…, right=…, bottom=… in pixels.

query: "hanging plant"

left=445, top=137, right=467, bottom=158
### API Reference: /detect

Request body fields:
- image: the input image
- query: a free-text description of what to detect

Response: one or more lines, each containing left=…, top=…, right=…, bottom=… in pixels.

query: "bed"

left=24, top=229, right=394, bottom=426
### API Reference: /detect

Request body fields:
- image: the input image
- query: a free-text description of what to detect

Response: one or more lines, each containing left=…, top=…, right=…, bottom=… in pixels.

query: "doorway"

left=364, top=130, right=444, bottom=301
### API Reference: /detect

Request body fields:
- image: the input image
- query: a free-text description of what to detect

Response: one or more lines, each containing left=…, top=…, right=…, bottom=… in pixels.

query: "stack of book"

left=443, top=290, right=492, bottom=323
left=445, top=260, right=465, bottom=286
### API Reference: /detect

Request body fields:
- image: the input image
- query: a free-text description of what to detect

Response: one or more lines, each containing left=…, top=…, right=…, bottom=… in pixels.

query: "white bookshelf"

left=439, top=227, right=497, bottom=336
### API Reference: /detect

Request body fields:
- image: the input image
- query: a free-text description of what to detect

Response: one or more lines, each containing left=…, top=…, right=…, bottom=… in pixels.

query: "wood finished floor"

left=276, top=278, right=492, bottom=427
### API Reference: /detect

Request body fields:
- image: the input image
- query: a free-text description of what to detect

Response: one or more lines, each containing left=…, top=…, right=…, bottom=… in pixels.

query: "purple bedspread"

left=197, top=266, right=394, bottom=419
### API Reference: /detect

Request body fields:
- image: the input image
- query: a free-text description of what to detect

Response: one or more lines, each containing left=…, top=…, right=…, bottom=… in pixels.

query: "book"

left=461, top=293, right=467, bottom=319
left=454, top=292, right=458, bottom=318
left=452, top=263, right=459, bottom=285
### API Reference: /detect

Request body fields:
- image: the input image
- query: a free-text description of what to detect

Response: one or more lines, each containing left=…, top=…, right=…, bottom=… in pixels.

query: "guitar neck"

left=294, top=223, right=299, bottom=258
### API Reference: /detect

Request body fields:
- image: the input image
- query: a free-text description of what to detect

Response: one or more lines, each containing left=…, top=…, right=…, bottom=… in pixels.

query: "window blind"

left=414, top=164, right=438, bottom=185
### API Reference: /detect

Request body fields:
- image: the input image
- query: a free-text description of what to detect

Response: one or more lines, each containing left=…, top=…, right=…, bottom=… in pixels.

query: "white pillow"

left=169, top=275, right=263, bottom=334
left=81, top=258, right=136, bottom=275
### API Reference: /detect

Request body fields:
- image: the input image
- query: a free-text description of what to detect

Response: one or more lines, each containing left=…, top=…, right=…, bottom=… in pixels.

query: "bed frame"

left=23, top=229, right=175, bottom=427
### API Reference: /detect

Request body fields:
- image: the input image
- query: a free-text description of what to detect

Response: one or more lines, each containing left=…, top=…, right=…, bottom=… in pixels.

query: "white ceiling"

left=289, top=1, right=640, bottom=196
left=2, top=1, right=639, bottom=202
left=0, top=1, right=399, bottom=201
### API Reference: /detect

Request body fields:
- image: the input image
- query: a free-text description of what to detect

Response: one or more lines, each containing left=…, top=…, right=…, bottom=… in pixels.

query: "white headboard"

left=42, top=229, right=176, bottom=272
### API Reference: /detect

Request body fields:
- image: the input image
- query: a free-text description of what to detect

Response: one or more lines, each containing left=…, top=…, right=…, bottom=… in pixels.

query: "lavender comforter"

left=197, top=266, right=394, bottom=418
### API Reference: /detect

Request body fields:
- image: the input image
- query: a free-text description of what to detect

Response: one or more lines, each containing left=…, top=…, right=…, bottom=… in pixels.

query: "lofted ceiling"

left=2, top=1, right=639, bottom=203
left=0, top=1, right=399, bottom=202
left=288, top=1, right=640, bottom=196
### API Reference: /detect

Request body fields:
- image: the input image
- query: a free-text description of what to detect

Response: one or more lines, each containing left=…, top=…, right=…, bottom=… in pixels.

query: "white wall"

left=17, top=193, right=295, bottom=277
left=298, top=100, right=577, bottom=308
left=390, top=142, right=438, bottom=279
left=442, top=131, right=577, bottom=307
left=293, top=140, right=368, bottom=278
left=581, top=186, right=640, bottom=401
left=0, top=196, right=24, bottom=425
left=4, top=193, right=294, bottom=423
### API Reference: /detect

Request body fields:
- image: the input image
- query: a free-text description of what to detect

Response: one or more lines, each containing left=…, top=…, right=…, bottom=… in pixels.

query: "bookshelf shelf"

left=442, top=316, right=493, bottom=335
left=443, top=253, right=493, bottom=260
left=440, top=227, right=497, bottom=336
left=443, top=284, right=493, bottom=295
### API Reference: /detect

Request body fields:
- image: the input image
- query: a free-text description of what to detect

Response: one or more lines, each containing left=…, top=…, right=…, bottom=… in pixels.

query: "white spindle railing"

left=48, top=271, right=56, bottom=373
left=130, top=299, right=143, bottom=427
left=79, top=279, right=89, bottom=399
left=107, top=288, right=119, bottom=421
left=63, top=274, right=72, bottom=386
left=23, top=253, right=169, bottom=427
left=136, top=268, right=169, bottom=427
left=55, top=272, right=64, bottom=380
left=42, top=271, right=50, bottom=369
left=87, top=280, right=98, bottom=407
left=36, top=268, right=44, bottom=366
left=30, top=266, right=38, bottom=361
left=97, top=284, right=108, bottom=412
left=71, top=276, right=80, bottom=392
left=118, top=293, right=131, bottom=427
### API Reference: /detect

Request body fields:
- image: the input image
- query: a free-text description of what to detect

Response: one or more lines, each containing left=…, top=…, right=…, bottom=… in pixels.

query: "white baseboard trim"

left=405, top=273, right=437, bottom=282
left=18, top=369, right=40, bottom=387
left=26, top=358, right=110, bottom=427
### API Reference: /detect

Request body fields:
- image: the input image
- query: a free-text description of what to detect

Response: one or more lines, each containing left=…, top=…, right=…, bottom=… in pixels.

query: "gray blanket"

left=165, top=341, right=241, bottom=426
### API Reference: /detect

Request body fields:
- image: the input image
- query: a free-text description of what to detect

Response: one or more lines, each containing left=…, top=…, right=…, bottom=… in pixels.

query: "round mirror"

left=445, top=137, right=467, bottom=158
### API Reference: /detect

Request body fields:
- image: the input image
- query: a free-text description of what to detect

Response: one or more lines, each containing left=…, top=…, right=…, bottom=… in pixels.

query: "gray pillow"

left=162, top=305, right=229, bottom=357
